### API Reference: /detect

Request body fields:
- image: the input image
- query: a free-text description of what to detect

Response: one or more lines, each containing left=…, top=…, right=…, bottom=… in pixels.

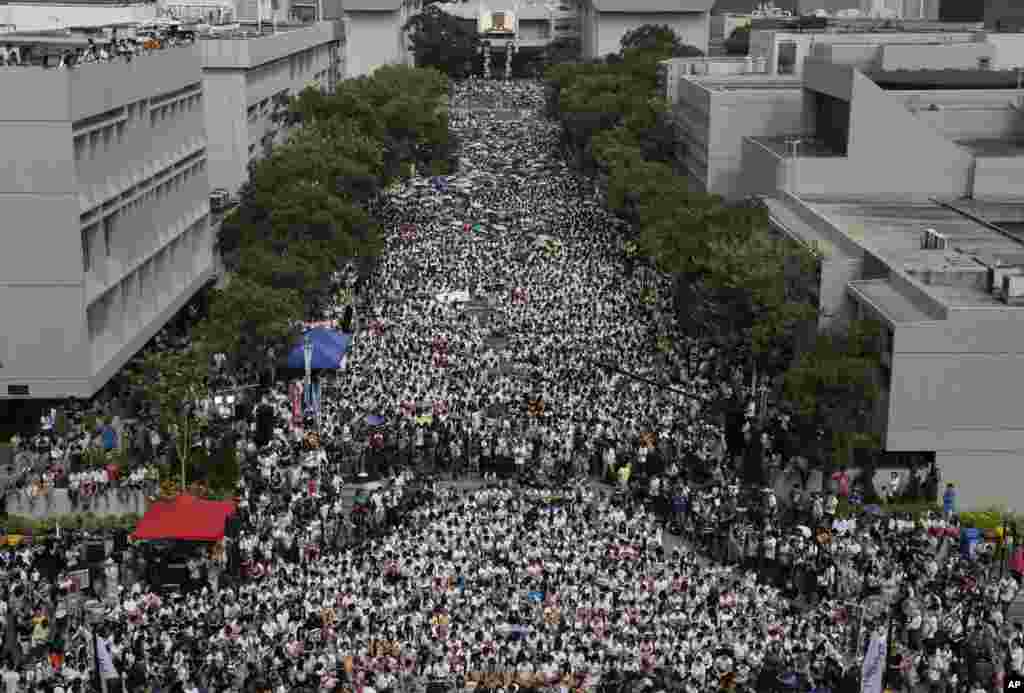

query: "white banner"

left=860, top=630, right=887, bottom=693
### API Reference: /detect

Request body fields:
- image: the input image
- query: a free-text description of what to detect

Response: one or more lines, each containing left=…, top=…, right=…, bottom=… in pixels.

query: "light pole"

left=85, top=600, right=105, bottom=691
left=786, top=137, right=803, bottom=193
left=303, top=331, right=313, bottom=416
left=1002, top=508, right=1015, bottom=580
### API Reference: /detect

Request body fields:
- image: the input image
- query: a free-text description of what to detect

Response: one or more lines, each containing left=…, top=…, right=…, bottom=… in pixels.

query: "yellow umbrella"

left=415, top=414, right=434, bottom=426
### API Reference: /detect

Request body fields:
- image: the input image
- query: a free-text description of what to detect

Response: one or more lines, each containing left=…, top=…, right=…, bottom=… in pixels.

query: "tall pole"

left=786, top=138, right=802, bottom=194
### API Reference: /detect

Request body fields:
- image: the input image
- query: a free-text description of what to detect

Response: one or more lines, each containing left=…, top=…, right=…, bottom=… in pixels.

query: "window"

left=116, top=122, right=125, bottom=143
left=81, top=225, right=97, bottom=272
left=103, top=126, right=113, bottom=151
left=778, top=42, right=797, bottom=75
left=73, top=136, right=86, bottom=161
left=102, top=215, right=115, bottom=257
left=151, top=110, right=158, bottom=127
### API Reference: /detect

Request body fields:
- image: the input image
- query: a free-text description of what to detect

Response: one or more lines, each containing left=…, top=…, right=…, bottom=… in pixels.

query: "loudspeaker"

left=84, top=542, right=105, bottom=564
left=342, top=305, right=354, bottom=332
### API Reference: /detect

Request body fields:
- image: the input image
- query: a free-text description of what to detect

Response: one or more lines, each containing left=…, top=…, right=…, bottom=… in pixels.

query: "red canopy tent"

left=132, top=494, right=237, bottom=542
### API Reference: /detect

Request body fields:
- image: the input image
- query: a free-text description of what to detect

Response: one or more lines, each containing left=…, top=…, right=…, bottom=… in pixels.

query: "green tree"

left=724, top=25, right=751, bottom=56
left=127, top=347, right=210, bottom=493
left=403, top=4, right=481, bottom=78
left=194, top=275, right=302, bottom=373
left=619, top=24, right=703, bottom=57
left=543, top=36, right=581, bottom=67
left=782, top=319, right=885, bottom=478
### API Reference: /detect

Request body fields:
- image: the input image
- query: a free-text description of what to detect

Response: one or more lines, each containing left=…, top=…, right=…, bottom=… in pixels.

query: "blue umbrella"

left=285, top=328, right=350, bottom=370
left=366, top=414, right=386, bottom=427
left=864, top=504, right=883, bottom=516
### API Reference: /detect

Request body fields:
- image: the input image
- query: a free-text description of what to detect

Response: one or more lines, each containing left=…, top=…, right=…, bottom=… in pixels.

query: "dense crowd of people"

left=2, top=79, right=1024, bottom=693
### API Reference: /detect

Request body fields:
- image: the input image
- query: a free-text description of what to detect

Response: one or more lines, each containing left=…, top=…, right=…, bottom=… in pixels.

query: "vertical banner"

left=860, top=630, right=887, bottom=693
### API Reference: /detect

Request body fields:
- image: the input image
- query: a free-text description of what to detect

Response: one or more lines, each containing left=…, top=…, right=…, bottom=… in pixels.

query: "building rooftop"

left=870, top=69, right=1024, bottom=90
left=686, top=74, right=803, bottom=90
left=751, top=135, right=843, bottom=157
left=847, top=278, right=940, bottom=323
left=592, top=0, right=715, bottom=12
left=805, top=198, right=1024, bottom=308
left=956, top=137, right=1024, bottom=157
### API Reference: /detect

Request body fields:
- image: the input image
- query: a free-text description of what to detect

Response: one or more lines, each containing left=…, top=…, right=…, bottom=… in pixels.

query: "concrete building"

left=199, top=20, right=344, bottom=193
left=579, top=0, right=713, bottom=59
left=664, top=34, right=1024, bottom=507
left=987, top=0, right=1024, bottom=34
left=339, top=0, right=412, bottom=77
left=0, top=2, right=158, bottom=31
left=662, top=30, right=1024, bottom=200
left=747, top=27, right=981, bottom=78
left=0, top=45, right=215, bottom=401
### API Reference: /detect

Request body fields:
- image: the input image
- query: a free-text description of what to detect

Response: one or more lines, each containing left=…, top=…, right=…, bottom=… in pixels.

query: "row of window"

left=80, top=148, right=206, bottom=226
left=72, top=91, right=202, bottom=164
left=81, top=157, right=207, bottom=274
left=88, top=219, right=209, bottom=349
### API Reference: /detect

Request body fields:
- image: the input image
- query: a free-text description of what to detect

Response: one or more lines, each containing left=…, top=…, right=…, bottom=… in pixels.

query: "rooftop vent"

left=1002, top=274, right=1024, bottom=304
left=921, top=228, right=947, bottom=250
left=990, top=266, right=1024, bottom=294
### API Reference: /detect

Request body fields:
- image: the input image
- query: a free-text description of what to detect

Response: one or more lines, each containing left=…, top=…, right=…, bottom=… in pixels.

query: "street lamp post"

left=303, top=331, right=313, bottom=416
left=1002, top=508, right=1015, bottom=580
left=786, top=137, right=802, bottom=193
left=85, top=600, right=105, bottom=691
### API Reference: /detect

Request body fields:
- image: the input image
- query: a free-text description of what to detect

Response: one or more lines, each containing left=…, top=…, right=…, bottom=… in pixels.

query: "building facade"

left=340, top=0, right=411, bottom=77
left=0, top=46, right=215, bottom=400
left=665, top=36, right=1024, bottom=507
left=199, top=20, right=344, bottom=193
left=580, top=0, right=712, bottom=59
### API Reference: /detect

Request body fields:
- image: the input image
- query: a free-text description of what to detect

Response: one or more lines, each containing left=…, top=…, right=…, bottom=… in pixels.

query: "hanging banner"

left=860, top=630, right=887, bottom=693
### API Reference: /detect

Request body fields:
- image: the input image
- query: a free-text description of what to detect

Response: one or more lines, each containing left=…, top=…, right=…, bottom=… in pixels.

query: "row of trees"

left=544, top=26, right=885, bottom=489
left=129, top=65, right=455, bottom=495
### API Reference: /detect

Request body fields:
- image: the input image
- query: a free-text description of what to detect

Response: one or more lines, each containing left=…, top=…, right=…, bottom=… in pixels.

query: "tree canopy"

left=724, top=25, right=751, bottom=56
left=783, top=319, right=885, bottom=475
left=619, top=24, right=703, bottom=57
left=403, top=4, right=482, bottom=79
left=208, top=64, right=453, bottom=394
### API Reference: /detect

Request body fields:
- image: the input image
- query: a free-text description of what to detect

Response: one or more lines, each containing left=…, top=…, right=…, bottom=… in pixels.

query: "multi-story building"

left=0, top=2, right=158, bottom=31
left=662, top=30, right=1024, bottom=507
left=0, top=19, right=344, bottom=404
left=579, top=0, right=713, bottom=59
left=338, top=0, right=412, bottom=77
left=0, top=45, right=214, bottom=401
left=662, top=28, right=1017, bottom=199
left=199, top=20, right=344, bottom=193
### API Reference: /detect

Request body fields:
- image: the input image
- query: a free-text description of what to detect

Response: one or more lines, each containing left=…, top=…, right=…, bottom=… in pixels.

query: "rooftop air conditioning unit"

left=921, top=228, right=947, bottom=250
left=1003, top=274, right=1024, bottom=304
left=989, top=266, right=1022, bottom=294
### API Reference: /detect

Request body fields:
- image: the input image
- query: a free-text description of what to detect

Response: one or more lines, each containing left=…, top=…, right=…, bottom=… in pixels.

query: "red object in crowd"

left=132, top=494, right=237, bottom=542
left=1011, top=547, right=1024, bottom=576
left=106, top=464, right=119, bottom=482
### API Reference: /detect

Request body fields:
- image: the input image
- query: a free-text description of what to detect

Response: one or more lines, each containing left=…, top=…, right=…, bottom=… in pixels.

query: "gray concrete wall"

left=792, top=60, right=974, bottom=200
left=740, top=136, right=786, bottom=196
left=935, top=450, right=1024, bottom=510
left=202, top=69, right=250, bottom=193
left=344, top=10, right=400, bottom=77
left=886, top=309, right=1024, bottom=454
left=974, top=157, right=1024, bottom=199
left=879, top=42, right=993, bottom=71
left=706, top=88, right=804, bottom=199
